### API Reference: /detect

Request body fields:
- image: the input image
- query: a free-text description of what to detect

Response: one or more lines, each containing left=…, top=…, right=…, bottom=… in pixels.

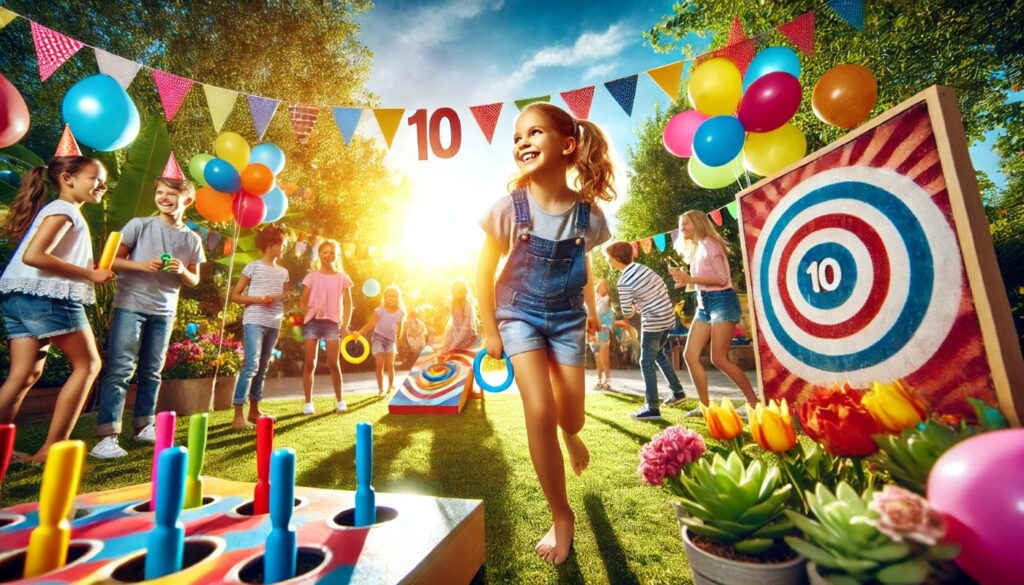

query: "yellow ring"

left=340, top=333, right=370, bottom=364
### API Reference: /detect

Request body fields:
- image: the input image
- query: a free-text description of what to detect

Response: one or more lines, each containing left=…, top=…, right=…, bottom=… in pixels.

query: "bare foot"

left=12, top=450, right=32, bottom=464
left=562, top=431, right=590, bottom=476
left=247, top=411, right=272, bottom=424
left=535, top=514, right=575, bottom=564
left=231, top=418, right=252, bottom=431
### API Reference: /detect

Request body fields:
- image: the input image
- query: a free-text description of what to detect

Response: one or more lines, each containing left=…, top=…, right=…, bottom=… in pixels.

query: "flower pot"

left=157, top=378, right=216, bottom=416
left=212, top=375, right=238, bottom=411
left=805, top=562, right=831, bottom=585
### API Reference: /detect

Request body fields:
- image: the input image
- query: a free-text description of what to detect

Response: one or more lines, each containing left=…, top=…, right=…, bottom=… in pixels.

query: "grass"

left=3, top=391, right=711, bottom=584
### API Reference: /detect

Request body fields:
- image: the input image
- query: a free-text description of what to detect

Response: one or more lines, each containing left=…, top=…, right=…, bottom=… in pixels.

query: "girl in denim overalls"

left=477, top=103, right=615, bottom=565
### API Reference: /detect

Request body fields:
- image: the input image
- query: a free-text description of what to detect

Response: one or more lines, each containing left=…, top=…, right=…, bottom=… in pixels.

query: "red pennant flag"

left=30, top=21, right=84, bottom=81
left=778, top=11, right=815, bottom=55
left=709, top=209, right=723, bottom=226
left=727, top=17, right=746, bottom=46
left=630, top=241, right=639, bottom=259
left=151, top=69, right=194, bottom=121
left=288, top=104, right=319, bottom=144
left=469, top=102, right=503, bottom=144
left=162, top=152, right=184, bottom=180
left=722, top=17, right=755, bottom=73
left=54, top=125, right=81, bottom=157
left=559, top=86, right=595, bottom=120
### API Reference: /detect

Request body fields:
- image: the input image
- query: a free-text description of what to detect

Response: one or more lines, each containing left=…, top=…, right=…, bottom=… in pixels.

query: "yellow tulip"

left=701, top=398, right=744, bottom=441
left=862, top=380, right=927, bottom=433
left=749, top=399, right=797, bottom=453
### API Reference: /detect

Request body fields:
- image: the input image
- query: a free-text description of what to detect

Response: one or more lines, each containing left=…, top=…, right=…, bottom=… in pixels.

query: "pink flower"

left=868, top=485, right=946, bottom=545
left=637, top=426, right=705, bottom=486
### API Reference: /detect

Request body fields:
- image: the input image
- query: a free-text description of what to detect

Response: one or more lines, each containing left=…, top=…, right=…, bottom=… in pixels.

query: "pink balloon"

left=927, top=428, right=1024, bottom=585
left=232, top=192, right=267, bottom=229
left=0, top=73, right=30, bottom=148
left=737, top=72, right=802, bottom=133
left=663, top=110, right=708, bottom=157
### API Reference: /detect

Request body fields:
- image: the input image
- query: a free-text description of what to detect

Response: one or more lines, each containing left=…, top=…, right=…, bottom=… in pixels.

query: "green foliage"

left=103, top=118, right=169, bottom=234
left=870, top=421, right=973, bottom=495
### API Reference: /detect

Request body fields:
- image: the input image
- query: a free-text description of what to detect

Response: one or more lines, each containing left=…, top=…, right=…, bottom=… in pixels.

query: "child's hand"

left=164, top=258, right=184, bottom=274
left=261, top=295, right=276, bottom=306
left=142, top=258, right=164, bottom=272
left=89, top=268, right=116, bottom=284
left=485, top=337, right=503, bottom=360
left=586, top=315, right=599, bottom=335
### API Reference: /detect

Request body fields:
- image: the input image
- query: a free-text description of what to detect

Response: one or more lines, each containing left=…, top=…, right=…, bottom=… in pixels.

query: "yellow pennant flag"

left=203, top=84, right=239, bottom=133
left=373, top=108, right=405, bottom=149
left=0, top=8, right=16, bottom=30
left=647, top=61, right=685, bottom=101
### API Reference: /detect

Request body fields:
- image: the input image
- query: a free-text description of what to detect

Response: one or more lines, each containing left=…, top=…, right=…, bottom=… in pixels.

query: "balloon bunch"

left=190, top=132, right=289, bottom=228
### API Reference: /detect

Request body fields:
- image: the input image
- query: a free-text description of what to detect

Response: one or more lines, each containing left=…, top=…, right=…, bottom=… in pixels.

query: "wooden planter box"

left=155, top=376, right=238, bottom=416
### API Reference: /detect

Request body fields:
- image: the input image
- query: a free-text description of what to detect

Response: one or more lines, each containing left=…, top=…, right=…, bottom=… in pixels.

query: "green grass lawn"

left=3, top=392, right=709, bottom=584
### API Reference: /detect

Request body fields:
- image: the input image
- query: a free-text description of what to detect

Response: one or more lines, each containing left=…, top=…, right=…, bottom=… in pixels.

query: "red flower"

left=798, top=384, right=881, bottom=457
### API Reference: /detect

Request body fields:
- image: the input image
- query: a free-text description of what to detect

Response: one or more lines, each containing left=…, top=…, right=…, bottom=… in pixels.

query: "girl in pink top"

left=299, top=239, right=353, bottom=415
left=670, top=210, right=759, bottom=410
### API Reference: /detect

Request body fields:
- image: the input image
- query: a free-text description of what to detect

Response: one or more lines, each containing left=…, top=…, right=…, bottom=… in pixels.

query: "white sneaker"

left=335, top=401, right=348, bottom=413
left=90, top=436, right=128, bottom=459
left=134, top=424, right=156, bottom=444
left=302, top=402, right=315, bottom=415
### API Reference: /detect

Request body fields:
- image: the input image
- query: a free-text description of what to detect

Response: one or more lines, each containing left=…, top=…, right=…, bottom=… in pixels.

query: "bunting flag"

left=709, top=209, right=723, bottom=226
left=514, top=95, right=550, bottom=111
left=727, top=16, right=747, bottom=46
left=723, top=18, right=756, bottom=73
left=604, top=75, right=638, bottom=116
left=778, top=11, right=816, bottom=55
left=828, top=0, right=864, bottom=30
left=725, top=200, right=739, bottom=219
left=653, top=233, right=667, bottom=252
left=247, top=94, right=280, bottom=141
left=640, top=238, right=653, bottom=254
left=669, top=229, right=680, bottom=245
left=203, top=84, right=239, bottom=133
left=469, top=102, right=503, bottom=144
left=0, top=7, right=15, bottom=30
left=54, top=124, right=81, bottom=157
left=94, top=48, right=141, bottom=89
left=372, top=108, right=405, bottom=149
left=331, top=107, right=362, bottom=146
left=162, top=152, right=184, bottom=180
left=29, top=21, right=84, bottom=81
left=151, top=69, right=194, bottom=121
left=630, top=241, right=639, bottom=259
left=559, top=86, right=595, bottom=120
left=646, top=61, right=684, bottom=101
left=288, top=104, right=319, bottom=144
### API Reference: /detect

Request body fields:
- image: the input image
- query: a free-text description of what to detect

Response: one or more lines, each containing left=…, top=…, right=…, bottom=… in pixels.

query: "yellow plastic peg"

left=24, top=440, right=85, bottom=578
left=97, top=232, right=122, bottom=270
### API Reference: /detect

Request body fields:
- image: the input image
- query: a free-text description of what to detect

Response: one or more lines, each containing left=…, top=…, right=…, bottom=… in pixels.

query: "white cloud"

left=583, top=62, right=617, bottom=80
left=395, top=0, right=505, bottom=51
left=498, top=23, right=632, bottom=93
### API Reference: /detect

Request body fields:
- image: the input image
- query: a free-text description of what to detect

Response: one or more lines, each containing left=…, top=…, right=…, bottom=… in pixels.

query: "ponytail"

left=573, top=119, right=616, bottom=204
left=4, top=156, right=102, bottom=240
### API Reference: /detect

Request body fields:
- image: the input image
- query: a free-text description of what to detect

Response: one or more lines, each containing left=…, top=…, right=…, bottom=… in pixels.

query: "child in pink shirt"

left=299, top=239, right=352, bottom=415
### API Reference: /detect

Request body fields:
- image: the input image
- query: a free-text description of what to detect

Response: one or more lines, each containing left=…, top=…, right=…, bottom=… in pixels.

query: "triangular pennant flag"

left=94, top=48, right=141, bottom=89
left=603, top=75, right=638, bottom=116
left=669, top=229, right=680, bottom=245
left=514, top=95, right=550, bottom=111
left=288, top=104, right=319, bottom=144
left=630, top=241, right=639, bottom=259
left=151, top=69, right=194, bottom=121
left=828, top=0, right=864, bottom=30
left=646, top=61, right=684, bottom=101
left=247, top=95, right=280, bottom=141
left=653, top=233, right=667, bottom=252
left=709, top=209, right=723, bottom=226
left=724, top=39, right=756, bottom=74
left=162, top=152, right=184, bottom=180
left=559, top=86, right=595, bottom=120
left=29, top=21, right=84, bottom=82
left=727, top=16, right=747, bottom=46
left=54, top=125, right=81, bottom=157
left=725, top=201, right=739, bottom=220
left=372, top=108, right=405, bottom=149
left=640, top=238, right=653, bottom=254
left=332, top=107, right=362, bottom=146
left=469, top=102, right=503, bottom=144
left=778, top=11, right=816, bottom=55
left=1, top=8, right=18, bottom=30
left=203, top=84, right=239, bottom=133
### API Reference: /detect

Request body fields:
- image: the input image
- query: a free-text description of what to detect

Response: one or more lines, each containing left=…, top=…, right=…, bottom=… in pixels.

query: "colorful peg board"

left=389, top=339, right=483, bottom=415
left=0, top=477, right=484, bottom=584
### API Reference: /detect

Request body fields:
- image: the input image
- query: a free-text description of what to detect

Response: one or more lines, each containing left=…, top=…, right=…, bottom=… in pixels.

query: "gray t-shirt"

left=112, top=217, right=205, bottom=316
left=478, top=190, right=612, bottom=256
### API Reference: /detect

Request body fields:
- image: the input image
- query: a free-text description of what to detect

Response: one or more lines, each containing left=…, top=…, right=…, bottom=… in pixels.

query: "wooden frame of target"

left=736, top=85, right=1024, bottom=425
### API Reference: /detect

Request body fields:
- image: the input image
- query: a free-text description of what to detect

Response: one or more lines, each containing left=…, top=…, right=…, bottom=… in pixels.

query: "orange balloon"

left=240, top=163, right=275, bottom=196
left=195, top=186, right=234, bottom=222
left=812, top=64, right=878, bottom=129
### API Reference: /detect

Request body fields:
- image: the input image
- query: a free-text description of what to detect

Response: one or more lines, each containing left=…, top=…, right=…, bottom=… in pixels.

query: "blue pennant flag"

left=653, top=233, right=667, bottom=252
left=333, top=107, right=363, bottom=146
left=247, top=95, right=280, bottom=140
left=828, top=0, right=864, bottom=30
left=604, top=75, right=638, bottom=116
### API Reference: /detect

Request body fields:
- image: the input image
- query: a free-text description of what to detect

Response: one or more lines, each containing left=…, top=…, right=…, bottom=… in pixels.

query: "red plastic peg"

left=253, top=416, right=275, bottom=515
left=0, top=424, right=15, bottom=489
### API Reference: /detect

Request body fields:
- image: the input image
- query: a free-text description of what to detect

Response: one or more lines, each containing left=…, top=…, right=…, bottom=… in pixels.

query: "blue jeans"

left=234, top=324, right=280, bottom=406
left=96, top=308, right=173, bottom=436
left=640, top=329, right=684, bottom=410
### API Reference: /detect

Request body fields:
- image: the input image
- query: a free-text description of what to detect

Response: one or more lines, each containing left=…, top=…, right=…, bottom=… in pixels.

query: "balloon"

left=688, top=58, right=743, bottom=116
left=319, top=340, right=327, bottom=351
left=812, top=64, right=878, bottom=129
left=240, top=163, right=275, bottom=196
left=272, top=349, right=282, bottom=359
left=61, top=74, right=140, bottom=151
left=188, top=153, right=213, bottom=187
left=743, top=47, right=802, bottom=91
left=692, top=116, right=746, bottom=167
left=194, top=186, right=234, bottom=222
left=737, top=72, right=802, bottom=133
left=743, top=123, right=807, bottom=177
left=928, top=429, right=1024, bottom=585
left=185, top=323, right=198, bottom=338
left=0, top=170, right=20, bottom=187
left=688, top=154, right=744, bottom=190
left=262, top=186, right=289, bottom=223
left=232, top=192, right=267, bottom=229
left=215, top=132, right=250, bottom=172
left=362, top=279, right=381, bottom=297
left=0, top=73, right=30, bottom=148
left=662, top=110, right=708, bottom=158
left=204, top=158, right=241, bottom=193
left=249, top=143, right=286, bottom=174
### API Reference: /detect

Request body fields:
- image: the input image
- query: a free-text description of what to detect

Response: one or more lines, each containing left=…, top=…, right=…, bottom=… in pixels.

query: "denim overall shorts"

left=494, top=189, right=590, bottom=367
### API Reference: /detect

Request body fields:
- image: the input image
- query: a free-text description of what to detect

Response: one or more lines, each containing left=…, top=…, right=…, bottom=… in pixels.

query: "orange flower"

left=749, top=399, right=797, bottom=453
left=701, top=398, right=744, bottom=441
left=862, top=380, right=927, bottom=434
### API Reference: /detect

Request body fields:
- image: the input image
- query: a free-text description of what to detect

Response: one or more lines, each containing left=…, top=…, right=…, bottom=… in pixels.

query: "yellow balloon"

left=743, top=123, right=807, bottom=177
left=688, top=58, right=743, bottom=116
left=214, top=132, right=250, bottom=172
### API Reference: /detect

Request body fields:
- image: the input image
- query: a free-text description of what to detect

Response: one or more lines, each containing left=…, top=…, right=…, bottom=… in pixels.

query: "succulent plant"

left=871, top=419, right=973, bottom=495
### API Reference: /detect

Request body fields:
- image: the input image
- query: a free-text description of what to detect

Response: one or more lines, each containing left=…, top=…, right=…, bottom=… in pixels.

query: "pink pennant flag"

left=640, top=238, right=653, bottom=255
left=669, top=229, right=680, bottom=245
left=30, top=21, right=84, bottom=81
left=162, top=152, right=184, bottom=180
left=151, top=69, right=194, bottom=121
left=709, top=209, right=723, bottom=226
left=469, top=102, right=503, bottom=144
left=778, top=11, right=816, bottom=55
left=559, top=86, right=595, bottom=120
left=54, top=125, right=81, bottom=157
left=630, top=241, right=639, bottom=259
left=288, top=104, right=319, bottom=144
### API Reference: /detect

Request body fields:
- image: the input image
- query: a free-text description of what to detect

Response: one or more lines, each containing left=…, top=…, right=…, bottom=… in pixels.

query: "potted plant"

left=159, top=333, right=243, bottom=414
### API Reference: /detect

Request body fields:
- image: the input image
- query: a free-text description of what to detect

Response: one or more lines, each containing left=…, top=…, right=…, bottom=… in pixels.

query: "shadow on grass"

left=584, top=411, right=670, bottom=445
left=583, top=493, right=639, bottom=585
left=599, top=391, right=644, bottom=404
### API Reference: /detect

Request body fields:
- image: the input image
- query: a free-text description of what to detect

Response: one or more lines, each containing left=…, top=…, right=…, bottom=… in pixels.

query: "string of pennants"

left=0, top=3, right=864, bottom=154
left=629, top=200, right=740, bottom=258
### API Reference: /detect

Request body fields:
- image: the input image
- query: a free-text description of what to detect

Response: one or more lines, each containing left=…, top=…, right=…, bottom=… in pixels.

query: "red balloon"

left=232, top=192, right=267, bottom=229
left=240, top=163, right=275, bottom=196
left=737, top=72, right=802, bottom=133
left=0, top=73, right=30, bottom=148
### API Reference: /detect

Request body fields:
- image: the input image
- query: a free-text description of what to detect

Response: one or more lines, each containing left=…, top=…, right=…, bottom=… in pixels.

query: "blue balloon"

left=0, top=170, right=19, bottom=187
left=185, top=323, right=198, bottom=338
left=362, top=279, right=381, bottom=297
left=61, top=74, right=140, bottom=151
left=319, top=340, right=327, bottom=351
left=743, top=47, right=802, bottom=91
left=262, top=187, right=289, bottom=223
left=693, top=116, right=746, bottom=167
left=204, top=158, right=241, bottom=193
left=249, top=144, right=286, bottom=175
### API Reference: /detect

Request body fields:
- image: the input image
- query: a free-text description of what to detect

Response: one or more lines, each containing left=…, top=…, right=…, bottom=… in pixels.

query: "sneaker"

left=302, top=402, right=315, bottom=415
left=335, top=401, right=348, bottom=413
left=662, top=393, right=688, bottom=408
left=90, top=436, right=128, bottom=459
left=134, top=424, right=156, bottom=444
left=630, top=406, right=662, bottom=420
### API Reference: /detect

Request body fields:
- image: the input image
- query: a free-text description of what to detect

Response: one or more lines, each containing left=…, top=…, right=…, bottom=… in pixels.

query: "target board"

left=738, top=86, right=1024, bottom=422
left=388, top=338, right=483, bottom=415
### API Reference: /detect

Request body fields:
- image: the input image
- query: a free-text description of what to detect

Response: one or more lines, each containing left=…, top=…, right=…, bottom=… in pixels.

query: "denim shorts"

left=694, top=289, right=742, bottom=325
left=494, top=289, right=587, bottom=367
left=302, top=318, right=340, bottom=341
left=372, top=334, right=396, bottom=355
left=0, top=292, right=90, bottom=339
